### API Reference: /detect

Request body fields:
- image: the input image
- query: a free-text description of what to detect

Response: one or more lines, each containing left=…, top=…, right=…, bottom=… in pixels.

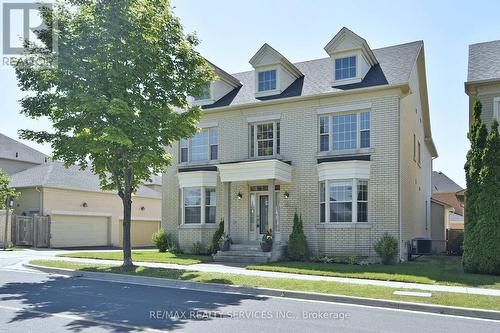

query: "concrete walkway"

left=3, top=249, right=500, bottom=297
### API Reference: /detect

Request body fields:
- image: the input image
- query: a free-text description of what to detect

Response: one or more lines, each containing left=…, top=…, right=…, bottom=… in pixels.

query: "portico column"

left=268, top=179, right=275, bottom=240
left=223, top=181, right=231, bottom=235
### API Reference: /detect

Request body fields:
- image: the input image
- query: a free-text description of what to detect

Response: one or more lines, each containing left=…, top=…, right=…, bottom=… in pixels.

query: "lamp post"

left=3, top=196, right=14, bottom=250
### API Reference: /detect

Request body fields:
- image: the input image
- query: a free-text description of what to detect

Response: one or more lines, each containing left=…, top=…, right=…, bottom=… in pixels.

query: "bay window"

left=319, top=111, right=370, bottom=152
left=249, top=121, right=280, bottom=157
left=180, top=128, right=218, bottom=163
left=319, top=179, right=368, bottom=223
left=182, top=186, right=216, bottom=224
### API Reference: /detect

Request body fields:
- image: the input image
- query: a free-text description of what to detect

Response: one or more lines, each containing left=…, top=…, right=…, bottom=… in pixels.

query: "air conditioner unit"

left=411, top=238, right=432, bottom=255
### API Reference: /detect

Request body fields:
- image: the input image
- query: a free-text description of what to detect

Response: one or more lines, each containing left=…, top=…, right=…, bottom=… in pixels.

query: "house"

left=162, top=27, right=437, bottom=262
left=0, top=133, right=47, bottom=175
left=430, top=197, right=452, bottom=253
left=432, top=171, right=464, bottom=215
left=465, top=40, right=500, bottom=131
left=10, top=161, right=162, bottom=248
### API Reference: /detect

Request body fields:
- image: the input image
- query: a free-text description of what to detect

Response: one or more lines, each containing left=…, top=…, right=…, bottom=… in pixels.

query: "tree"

left=475, top=120, right=500, bottom=274
left=15, top=0, right=214, bottom=266
left=463, top=99, right=489, bottom=272
left=0, top=170, right=19, bottom=249
left=287, top=213, right=310, bottom=261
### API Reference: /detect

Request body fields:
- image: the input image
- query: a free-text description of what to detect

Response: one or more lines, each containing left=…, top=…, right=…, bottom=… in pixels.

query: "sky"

left=2, top=0, right=500, bottom=188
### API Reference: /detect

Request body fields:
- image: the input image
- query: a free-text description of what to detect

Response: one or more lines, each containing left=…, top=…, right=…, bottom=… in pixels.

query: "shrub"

left=152, top=228, right=168, bottom=252
left=374, top=233, right=398, bottom=264
left=287, top=213, right=310, bottom=261
left=447, top=229, right=464, bottom=256
left=208, top=219, right=224, bottom=254
left=151, top=228, right=179, bottom=253
left=191, top=241, right=204, bottom=255
left=346, top=252, right=361, bottom=265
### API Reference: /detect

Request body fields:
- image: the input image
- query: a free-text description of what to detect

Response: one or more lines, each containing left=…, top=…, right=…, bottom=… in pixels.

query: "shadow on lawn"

left=256, top=256, right=500, bottom=288
left=0, top=271, right=264, bottom=332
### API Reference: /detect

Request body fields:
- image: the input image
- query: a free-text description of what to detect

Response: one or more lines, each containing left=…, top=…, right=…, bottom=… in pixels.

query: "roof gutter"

left=203, top=82, right=411, bottom=114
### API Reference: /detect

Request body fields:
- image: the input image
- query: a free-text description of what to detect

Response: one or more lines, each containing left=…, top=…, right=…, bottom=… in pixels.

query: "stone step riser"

left=218, top=251, right=271, bottom=257
left=213, top=256, right=270, bottom=263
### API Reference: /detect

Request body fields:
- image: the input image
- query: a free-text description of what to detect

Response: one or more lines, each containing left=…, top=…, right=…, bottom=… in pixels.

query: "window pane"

left=276, top=122, right=280, bottom=155
left=191, top=130, right=209, bottom=161
left=181, top=148, right=188, bottom=163
left=210, top=145, right=218, bottom=160
left=329, top=181, right=352, bottom=202
left=183, top=188, right=201, bottom=206
left=257, top=123, right=274, bottom=156
left=250, top=125, right=255, bottom=157
left=320, top=182, right=325, bottom=202
left=330, top=202, right=352, bottom=222
left=205, top=188, right=216, bottom=206
left=185, top=207, right=201, bottom=224
left=180, top=138, right=188, bottom=148
left=205, top=207, right=216, bottom=224
left=194, top=82, right=210, bottom=101
left=360, top=112, right=370, bottom=130
left=210, top=128, right=218, bottom=145
left=320, top=203, right=326, bottom=223
left=333, top=114, right=357, bottom=150
left=335, top=56, right=357, bottom=80
left=258, top=70, right=276, bottom=91
left=320, top=116, right=329, bottom=134
left=360, top=131, right=370, bottom=148
left=357, top=202, right=368, bottom=222
left=320, top=135, right=329, bottom=152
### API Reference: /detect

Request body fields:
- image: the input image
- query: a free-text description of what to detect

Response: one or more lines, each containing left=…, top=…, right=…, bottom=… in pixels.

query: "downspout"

left=35, top=187, right=43, bottom=215
left=398, top=97, right=402, bottom=262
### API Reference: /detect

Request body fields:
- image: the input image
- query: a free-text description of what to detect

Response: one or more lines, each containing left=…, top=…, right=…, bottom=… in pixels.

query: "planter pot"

left=261, top=241, right=272, bottom=252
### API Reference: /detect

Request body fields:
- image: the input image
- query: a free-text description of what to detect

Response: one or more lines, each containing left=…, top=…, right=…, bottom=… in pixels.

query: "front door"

left=258, top=194, right=269, bottom=235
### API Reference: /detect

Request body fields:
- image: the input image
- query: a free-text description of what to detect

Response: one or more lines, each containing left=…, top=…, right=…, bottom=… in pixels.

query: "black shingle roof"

left=204, top=40, right=423, bottom=109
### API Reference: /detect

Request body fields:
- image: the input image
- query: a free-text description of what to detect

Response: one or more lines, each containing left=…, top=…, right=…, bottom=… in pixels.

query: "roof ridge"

left=469, top=39, right=500, bottom=47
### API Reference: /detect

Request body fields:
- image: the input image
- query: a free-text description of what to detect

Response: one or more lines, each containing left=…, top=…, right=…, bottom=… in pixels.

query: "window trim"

left=181, top=186, right=216, bottom=225
left=318, top=111, right=370, bottom=153
left=494, top=97, right=500, bottom=132
left=249, top=120, right=281, bottom=158
left=319, top=178, right=369, bottom=224
left=179, top=127, right=218, bottom=163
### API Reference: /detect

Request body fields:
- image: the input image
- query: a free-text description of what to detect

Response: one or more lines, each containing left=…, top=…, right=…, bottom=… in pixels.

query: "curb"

left=24, top=263, right=500, bottom=321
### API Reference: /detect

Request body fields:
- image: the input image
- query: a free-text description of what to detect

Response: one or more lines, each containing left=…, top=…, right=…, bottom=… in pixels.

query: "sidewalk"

left=15, top=249, right=500, bottom=297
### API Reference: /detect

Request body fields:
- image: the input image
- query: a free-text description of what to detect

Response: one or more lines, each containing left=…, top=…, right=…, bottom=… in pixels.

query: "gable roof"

left=467, top=40, right=500, bottom=84
left=9, top=161, right=161, bottom=199
left=432, top=171, right=464, bottom=193
left=323, top=27, right=378, bottom=66
left=249, top=43, right=303, bottom=78
left=0, top=133, right=47, bottom=165
left=203, top=40, right=423, bottom=109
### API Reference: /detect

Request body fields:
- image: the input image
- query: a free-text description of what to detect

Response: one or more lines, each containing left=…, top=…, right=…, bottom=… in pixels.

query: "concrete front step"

left=213, top=243, right=272, bottom=263
left=230, top=244, right=262, bottom=251
left=213, top=254, right=271, bottom=263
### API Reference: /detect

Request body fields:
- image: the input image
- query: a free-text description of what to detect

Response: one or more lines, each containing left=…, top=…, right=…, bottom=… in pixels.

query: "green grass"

left=247, top=256, right=500, bottom=289
left=31, top=259, right=500, bottom=311
left=58, top=250, right=212, bottom=265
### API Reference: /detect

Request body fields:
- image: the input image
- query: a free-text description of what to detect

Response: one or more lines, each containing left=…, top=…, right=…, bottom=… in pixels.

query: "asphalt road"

left=0, top=266, right=498, bottom=333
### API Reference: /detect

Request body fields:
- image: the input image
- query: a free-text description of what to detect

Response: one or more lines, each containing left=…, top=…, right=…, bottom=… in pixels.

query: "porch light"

left=81, top=202, right=88, bottom=208
left=236, top=192, right=243, bottom=200
left=284, top=191, right=290, bottom=199
left=140, top=206, right=145, bottom=211
left=7, top=197, right=14, bottom=208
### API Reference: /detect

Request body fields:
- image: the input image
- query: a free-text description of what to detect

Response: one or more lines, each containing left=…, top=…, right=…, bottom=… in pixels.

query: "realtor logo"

left=1, top=0, right=56, bottom=67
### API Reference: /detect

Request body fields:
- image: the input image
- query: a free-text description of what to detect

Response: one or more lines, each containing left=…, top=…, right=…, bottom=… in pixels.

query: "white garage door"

left=50, top=215, right=109, bottom=248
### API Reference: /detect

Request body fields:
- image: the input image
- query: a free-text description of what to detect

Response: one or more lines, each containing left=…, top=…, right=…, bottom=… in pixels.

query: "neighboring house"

left=431, top=171, right=464, bottom=216
left=465, top=40, right=500, bottom=131
left=144, top=175, right=163, bottom=193
left=162, top=27, right=437, bottom=262
left=0, top=133, right=47, bottom=175
left=430, top=198, right=452, bottom=253
left=10, top=161, right=161, bottom=248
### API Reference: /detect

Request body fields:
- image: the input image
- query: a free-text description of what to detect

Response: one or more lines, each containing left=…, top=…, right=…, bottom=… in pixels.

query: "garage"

left=119, top=220, right=160, bottom=247
left=50, top=215, right=110, bottom=248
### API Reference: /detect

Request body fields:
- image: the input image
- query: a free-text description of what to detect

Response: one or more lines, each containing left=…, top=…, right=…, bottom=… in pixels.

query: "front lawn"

left=58, top=250, right=212, bottom=265
left=30, top=260, right=500, bottom=311
left=247, top=256, right=500, bottom=289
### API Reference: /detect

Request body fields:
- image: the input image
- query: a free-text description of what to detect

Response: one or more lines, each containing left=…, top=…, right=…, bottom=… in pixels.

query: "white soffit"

left=177, top=171, right=218, bottom=188
left=217, top=159, right=292, bottom=183
left=317, top=161, right=371, bottom=181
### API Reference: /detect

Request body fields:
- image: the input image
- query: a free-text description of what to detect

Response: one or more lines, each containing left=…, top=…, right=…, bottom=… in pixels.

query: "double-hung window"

left=319, top=111, right=370, bottom=152
left=258, top=70, right=277, bottom=92
left=183, top=186, right=216, bottom=224
left=180, top=128, right=218, bottom=163
left=194, top=82, right=211, bottom=101
left=319, top=179, right=368, bottom=223
left=335, top=56, right=356, bottom=80
left=249, top=121, right=280, bottom=157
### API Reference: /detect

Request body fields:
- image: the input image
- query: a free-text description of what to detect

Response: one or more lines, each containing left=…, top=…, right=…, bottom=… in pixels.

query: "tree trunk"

left=121, top=191, right=133, bottom=267
left=121, top=165, right=134, bottom=267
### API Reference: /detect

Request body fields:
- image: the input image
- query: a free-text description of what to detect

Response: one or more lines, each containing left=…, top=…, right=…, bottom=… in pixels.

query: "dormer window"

left=194, top=82, right=211, bottom=101
left=258, top=70, right=277, bottom=91
left=335, top=56, right=357, bottom=80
